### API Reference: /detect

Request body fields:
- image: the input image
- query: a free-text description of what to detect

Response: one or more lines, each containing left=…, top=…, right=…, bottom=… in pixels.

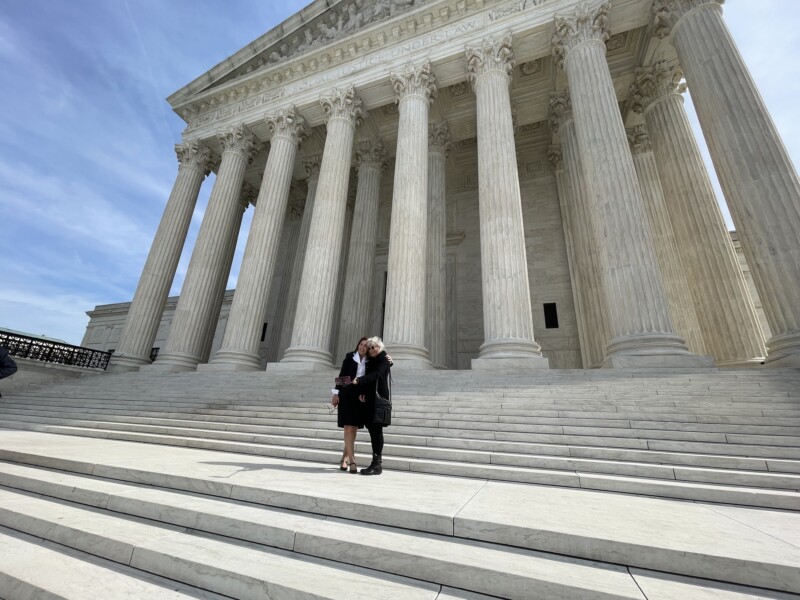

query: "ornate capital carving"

left=428, top=122, right=452, bottom=155
left=629, top=61, right=686, bottom=113
left=320, top=86, right=365, bottom=127
left=391, top=61, right=438, bottom=104
left=552, top=2, right=610, bottom=69
left=288, top=194, right=305, bottom=219
left=652, top=0, right=724, bottom=39
left=548, top=145, right=563, bottom=172
left=217, top=124, right=263, bottom=165
left=175, top=140, right=217, bottom=176
left=354, top=141, right=388, bottom=171
left=627, top=124, right=653, bottom=155
left=303, top=154, right=322, bottom=181
left=548, top=89, right=573, bottom=135
left=239, top=182, right=258, bottom=208
left=265, top=105, right=310, bottom=146
left=465, top=33, right=515, bottom=87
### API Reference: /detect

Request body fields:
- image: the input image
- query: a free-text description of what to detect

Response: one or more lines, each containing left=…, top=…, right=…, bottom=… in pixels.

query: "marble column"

left=426, top=122, right=451, bottom=369
left=630, top=63, right=765, bottom=365
left=383, top=62, right=437, bottom=368
left=653, top=0, right=800, bottom=366
left=549, top=91, right=610, bottom=368
left=149, top=124, right=262, bottom=372
left=274, top=156, right=321, bottom=361
left=207, top=107, right=309, bottom=370
left=330, top=182, right=356, bottom=357
left=276, top=86, right=364, bottom=370
left=626, top=123, right=707, bottom=356
left=110, top=140, right=216, bottom=372
left=553, top=3, right=709, bottom=368
left=199, top=184, right=253, bottom=364
left=337, top=142, right=387, bottom=361
left=466, top=34, right=548, bottom=369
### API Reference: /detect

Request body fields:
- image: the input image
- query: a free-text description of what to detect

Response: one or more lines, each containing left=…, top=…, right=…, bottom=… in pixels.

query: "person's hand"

left=359, top=394, right=366, bottom=402
left=352, top=378, right=358, bottom=385
left=386, top=354, right=393, bottom=366
left=331, top=395, right=339, bottom=407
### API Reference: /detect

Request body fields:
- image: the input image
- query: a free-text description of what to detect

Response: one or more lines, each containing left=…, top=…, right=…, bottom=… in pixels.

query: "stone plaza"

left=2, top=0, right=800, bottom=598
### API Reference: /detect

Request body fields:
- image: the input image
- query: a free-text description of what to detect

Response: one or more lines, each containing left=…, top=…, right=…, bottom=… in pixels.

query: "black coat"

left=0, top=347, right=18, bottom=380
left=356, top=350, right=391, bottom=425
left=335, top=352, right=362, bottom=392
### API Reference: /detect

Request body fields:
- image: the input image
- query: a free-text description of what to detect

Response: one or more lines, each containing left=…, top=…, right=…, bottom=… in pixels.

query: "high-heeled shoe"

left=339, top=454, right=348, bottom=471
left=349, top=460, right=358, bottom=474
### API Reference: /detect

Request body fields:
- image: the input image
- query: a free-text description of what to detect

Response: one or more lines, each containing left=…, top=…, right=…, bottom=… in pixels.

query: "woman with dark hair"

left=351, top=336, right=391, bottom=476
left=331, top=337, right=369, bottom=472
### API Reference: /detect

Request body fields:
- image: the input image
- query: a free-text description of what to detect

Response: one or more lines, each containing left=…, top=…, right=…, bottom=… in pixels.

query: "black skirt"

left=337, top=385, right=366, bottom=428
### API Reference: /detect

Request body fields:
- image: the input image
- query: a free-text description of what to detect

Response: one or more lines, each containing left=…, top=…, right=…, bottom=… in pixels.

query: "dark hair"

left=353, top=337, right=369, bottom=353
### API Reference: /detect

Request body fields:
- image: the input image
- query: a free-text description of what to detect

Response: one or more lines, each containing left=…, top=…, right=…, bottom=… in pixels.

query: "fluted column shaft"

left=426, top=123, right=451, bottom=369
left=151, top=124, right=262, bottom=372
left=630, top=64, right=765, bottom=364
left=279, top=87, right=364, bottom=369
left=337, top=143, right=387, bottom=361
left=383, top=63, right=436, bottom=367
left=553, top=4, right=696, bottom=367
left=330, top=190, right=356, bottom=356
left=210, top=107, right=309, bottom=370
left=466, top=35, right=547, bottom=369
left=549, top=93, right=612, bottom=368
left=274, top=158, right=320, bottom=361
left=656, top=0, right=800, bottom=365
left=199, top=190, right=251, bottom=364
left=110, top=141, right=214, bottom=371
left=627, top=124, right=707, bottom=356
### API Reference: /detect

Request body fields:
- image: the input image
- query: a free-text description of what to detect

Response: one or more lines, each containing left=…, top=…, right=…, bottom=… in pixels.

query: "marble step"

left=0, top=526, right=230, bottom=600
left=0, top=487, right=646, bottom=600
left=1, top=438, right=799, bottom=595
left=2, top=422, right=799, bottom=509
left=4, top=411, right=800, bottom=487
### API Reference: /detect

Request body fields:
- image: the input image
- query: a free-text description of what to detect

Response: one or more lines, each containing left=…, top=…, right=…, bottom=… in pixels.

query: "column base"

left=477, top=338, right=545, bottom=360
left=384, top=343, right=432, bottom=369
left=715, top=358, right=766, bottom=368
left=198, top=350, right=262, bottom=372
left=107, top=354, right=150, bottom=373
left=472, top=356, right=550, bottom=370
left=270, top=346, right=334, bottom=371
left=141, top=351, right=200, bottom=373
left=765, top=333, right=800, bottom=368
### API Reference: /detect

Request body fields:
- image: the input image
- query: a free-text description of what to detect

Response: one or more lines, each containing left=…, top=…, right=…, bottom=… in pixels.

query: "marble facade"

left=96, top=0, right=800, bottom=371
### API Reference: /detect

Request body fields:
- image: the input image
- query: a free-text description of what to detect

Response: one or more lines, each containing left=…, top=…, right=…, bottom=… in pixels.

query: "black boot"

left=360, top=453, right=382, bottom=475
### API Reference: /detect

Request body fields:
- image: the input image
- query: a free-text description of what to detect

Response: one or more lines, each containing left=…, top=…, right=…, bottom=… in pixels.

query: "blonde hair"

left=367, top=336, right=385, bottom=352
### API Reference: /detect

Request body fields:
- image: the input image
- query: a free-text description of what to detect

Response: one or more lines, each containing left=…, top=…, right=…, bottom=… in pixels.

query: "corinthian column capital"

left=465, top=33, right=515, bottom=87
left=548, top=89, right=573, bottom=134
left=239, top=182, right=258, bottom=209
left=175, top=139, right=217, bottom=176
left=428, top=121, right=452, bottom=155
left=548, top=144, right=564, bottom=172
left=552, top=2, right=610, bottom=69
left=354, top=140, right=388, bottom=171
left=217, top=124, right=263, bottom=164
left=320, top=86, right=365, bottom=127
left=266, top=105, right=310, bottom=146
left=391, top=61, right=438, bottom=103
left=626, top=124, right=653, bottom=155
left=652, top=0, right=724, bottom=39
left=303, top=154, right=322, bottom=181
left=629, top=62, right=686, bottom=113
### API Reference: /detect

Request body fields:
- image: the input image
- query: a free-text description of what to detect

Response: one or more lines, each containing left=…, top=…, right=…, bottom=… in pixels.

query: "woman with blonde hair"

left=350, top=336, right=391, bottom=475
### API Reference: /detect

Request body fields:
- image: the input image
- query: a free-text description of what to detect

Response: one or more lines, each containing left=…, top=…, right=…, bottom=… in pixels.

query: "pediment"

left=168, top=0, right=428, bottom=110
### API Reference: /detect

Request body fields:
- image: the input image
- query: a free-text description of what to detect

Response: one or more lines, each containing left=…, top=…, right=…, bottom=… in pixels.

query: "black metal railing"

left=0, top=330, right=112, bottom=370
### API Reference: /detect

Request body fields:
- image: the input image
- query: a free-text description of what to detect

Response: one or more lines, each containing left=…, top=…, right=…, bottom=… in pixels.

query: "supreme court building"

left=94, top=0, right=800, bottom=373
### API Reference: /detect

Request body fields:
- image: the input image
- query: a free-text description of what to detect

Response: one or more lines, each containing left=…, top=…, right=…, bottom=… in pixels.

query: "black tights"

left=366, top=424, right=384, bottom=456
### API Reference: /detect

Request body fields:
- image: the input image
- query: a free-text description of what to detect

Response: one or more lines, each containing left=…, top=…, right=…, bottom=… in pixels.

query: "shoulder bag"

left=372, top=373, right=392, bottom=426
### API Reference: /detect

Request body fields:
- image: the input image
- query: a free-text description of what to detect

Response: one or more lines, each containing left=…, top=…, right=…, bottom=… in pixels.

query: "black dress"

left=335, top=352, right=367, bottom=428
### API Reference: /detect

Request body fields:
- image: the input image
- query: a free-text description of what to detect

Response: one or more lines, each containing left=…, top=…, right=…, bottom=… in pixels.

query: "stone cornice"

left=552, top=1, right=610, bottom=69
left=629, top=61, right=685, bottom=114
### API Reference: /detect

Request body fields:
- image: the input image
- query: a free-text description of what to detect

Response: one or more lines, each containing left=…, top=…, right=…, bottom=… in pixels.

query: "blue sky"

left=1, top=1, right=798, bottom=345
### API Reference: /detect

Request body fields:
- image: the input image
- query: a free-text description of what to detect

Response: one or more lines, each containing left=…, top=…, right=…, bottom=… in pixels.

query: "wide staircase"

left=0, top=367, right=798, bottom=599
